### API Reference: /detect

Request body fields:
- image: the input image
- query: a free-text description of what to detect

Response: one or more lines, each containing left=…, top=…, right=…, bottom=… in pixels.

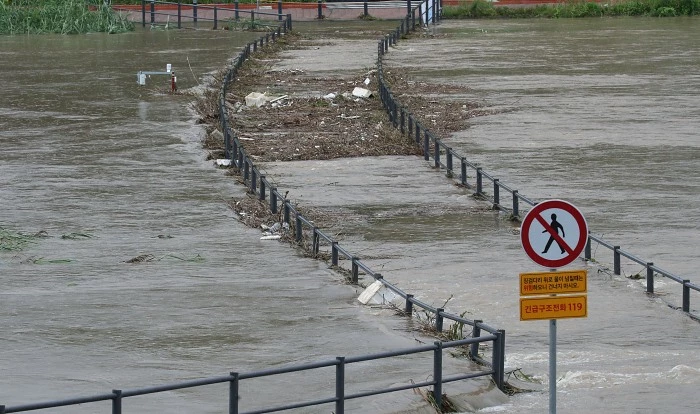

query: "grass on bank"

left=0, top=0, right=134, bottom=35
left=443, top=0, right=700, bottom=18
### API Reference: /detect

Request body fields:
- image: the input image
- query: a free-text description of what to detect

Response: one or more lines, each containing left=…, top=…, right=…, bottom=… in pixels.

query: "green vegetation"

left=0, top=0, right=134, bottom=35
left=442, top=0, right=700, bottom=18
left=0, top=226, right=38, bottom=251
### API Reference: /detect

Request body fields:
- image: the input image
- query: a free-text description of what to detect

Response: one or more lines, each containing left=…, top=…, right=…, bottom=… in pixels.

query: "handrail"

left=1, top=336, right=501, bottom=414
left=215, top=0, right=507, bottom=387
left=136, top=0, right=288, bottom=29
left=375, top=4, right=697, bottom=319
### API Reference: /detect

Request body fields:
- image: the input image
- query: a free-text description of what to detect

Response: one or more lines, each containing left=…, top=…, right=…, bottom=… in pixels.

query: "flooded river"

left=1, top=16, right=699, bottom=414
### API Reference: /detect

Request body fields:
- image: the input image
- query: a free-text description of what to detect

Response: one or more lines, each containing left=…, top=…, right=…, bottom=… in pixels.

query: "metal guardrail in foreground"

left=375, top=5, right=698, bottom=319
left=0, top=337, right=500, bottom=414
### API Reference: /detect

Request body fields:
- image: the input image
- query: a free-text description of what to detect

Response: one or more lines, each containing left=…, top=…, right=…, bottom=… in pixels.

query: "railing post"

left=683, top=280, right=690, bottom=313
left=238, top=148, right=244, bottom=173
left=432, top=0, right=437, bottom=24
left=193, top=0, right=198, bottom=26
left=492, top=330, right=506, bottom=390
left=112, top=389, right=122, bottom=414
left=244, top=158, right=250, bottom=183
left=312, top=227, right=320, bottom=256
left=317, top=0, right=322, bottom=19
left=460, top=157, right=467, bottom=186
left=229, top=372, right=239, bottom=414
left=351, top=257, right=359, bottom=284
left=646, top=262, right=654, bottom=294
left=270, top=187, right=278, bottom=213
left=278, top=0, right=283, bottom=20
left=446, top=149, right=453, bottom=176
left=512, top=190, right=519, bottom=218
left=178, top=1, right=182, bottom=28
left=235, top=0, right=239, bottom=20
left=150, top=0, right=155, bottom=24
left=408, top=114, right=413, bottom=137
left=364, top=1, right=368, bottom=17
left=433, top=341, right=443, bottom=410
left=423, top=130, right=430, bottom=161
left=476, top=167, right=483, bottom=195
left=405, top=293, right=414, bottom=315
left=585, top=233, right=592, bottom=260
left=493, top=179, right=500, bottom=209
left=613, top=246, right=621, bottom=275
left=400, top=108, right=405, bottom=134
left=295, top=216, right=302, bottom=242
left=142, top=0, right=146, bottom=27
left=336, top=357, right=345, bottom=414
left=251, top=168, right=257, bottom=194
left=407, top=0, right=412, bottom=16
left=214, top=6, right=218, bottom=29
left=435, top=308, right=444, bottom=332
left=470, top=320, right=482, bottom=359
left=433, top=140, right=440, bottom=167
left=259, top=175, right=266, bottom=201
left=332, top=241, right=339, bottom=266
left=287, top=14, right=292, bottom=31
left=283, top=201, right=290, bottom=224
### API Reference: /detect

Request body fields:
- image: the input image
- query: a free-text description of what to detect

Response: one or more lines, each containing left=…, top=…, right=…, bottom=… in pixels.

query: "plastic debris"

left=216, top=159, right=232, bottom=167
left=245, top=92, right=286, bottom=108
left=351, top=87, right=372, bottom=98
left=358, top=280, right=400, bottom=305
left=260, top=235, right=281, bottom=240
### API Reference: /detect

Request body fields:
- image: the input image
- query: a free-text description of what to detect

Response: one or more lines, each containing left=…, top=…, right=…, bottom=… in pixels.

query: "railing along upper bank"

left=374, top=3, right=698, bottom=319
left=1, top=6, right=507, bottom=414
left=135, top=0, right=292, bottom=29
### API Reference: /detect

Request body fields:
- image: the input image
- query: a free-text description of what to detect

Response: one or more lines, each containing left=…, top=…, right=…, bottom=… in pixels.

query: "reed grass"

left=442, top=0, right=700, bottom=18
left=0, top=0, right=134, bottom=35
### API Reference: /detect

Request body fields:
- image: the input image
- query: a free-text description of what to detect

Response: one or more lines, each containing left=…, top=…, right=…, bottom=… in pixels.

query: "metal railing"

left=0, top=336, right=501, bottom=414
left=216, top=0, right=506, bottom=384
left=135, top=0, right=290, bottom=29
left=2, top=8, right=507, bottom=413
left=375, top=4, right=698, bottom=320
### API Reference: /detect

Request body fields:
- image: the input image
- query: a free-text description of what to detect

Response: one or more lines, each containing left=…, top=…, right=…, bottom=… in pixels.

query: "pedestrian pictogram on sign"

left=520, top=199, right=588, bottom=269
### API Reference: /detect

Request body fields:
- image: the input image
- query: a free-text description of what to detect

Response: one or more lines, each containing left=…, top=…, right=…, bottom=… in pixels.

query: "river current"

left=1, top=17, right=699, bottom=414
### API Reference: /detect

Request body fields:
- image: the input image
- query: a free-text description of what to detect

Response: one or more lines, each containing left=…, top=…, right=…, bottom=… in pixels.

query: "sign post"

left=519, top=200, right=588, bottom=414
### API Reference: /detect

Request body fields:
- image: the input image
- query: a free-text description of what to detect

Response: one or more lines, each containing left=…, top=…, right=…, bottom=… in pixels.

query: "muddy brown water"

left=1, top=17, right=699, bottom=414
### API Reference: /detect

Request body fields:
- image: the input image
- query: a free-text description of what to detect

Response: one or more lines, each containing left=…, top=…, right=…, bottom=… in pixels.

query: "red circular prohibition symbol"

left=520, top=199, right=588, bottom=268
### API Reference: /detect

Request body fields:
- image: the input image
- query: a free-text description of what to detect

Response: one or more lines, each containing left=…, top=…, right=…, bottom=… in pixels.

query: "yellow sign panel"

left=520, top=269, right=587, bottom=296
left=520, top=295, right=587, bottom=321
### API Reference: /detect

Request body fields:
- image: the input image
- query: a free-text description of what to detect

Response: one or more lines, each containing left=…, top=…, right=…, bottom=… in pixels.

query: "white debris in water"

left=358, top=280, right=400, bottom=305
left=216, top=159, right=231, bottom=167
